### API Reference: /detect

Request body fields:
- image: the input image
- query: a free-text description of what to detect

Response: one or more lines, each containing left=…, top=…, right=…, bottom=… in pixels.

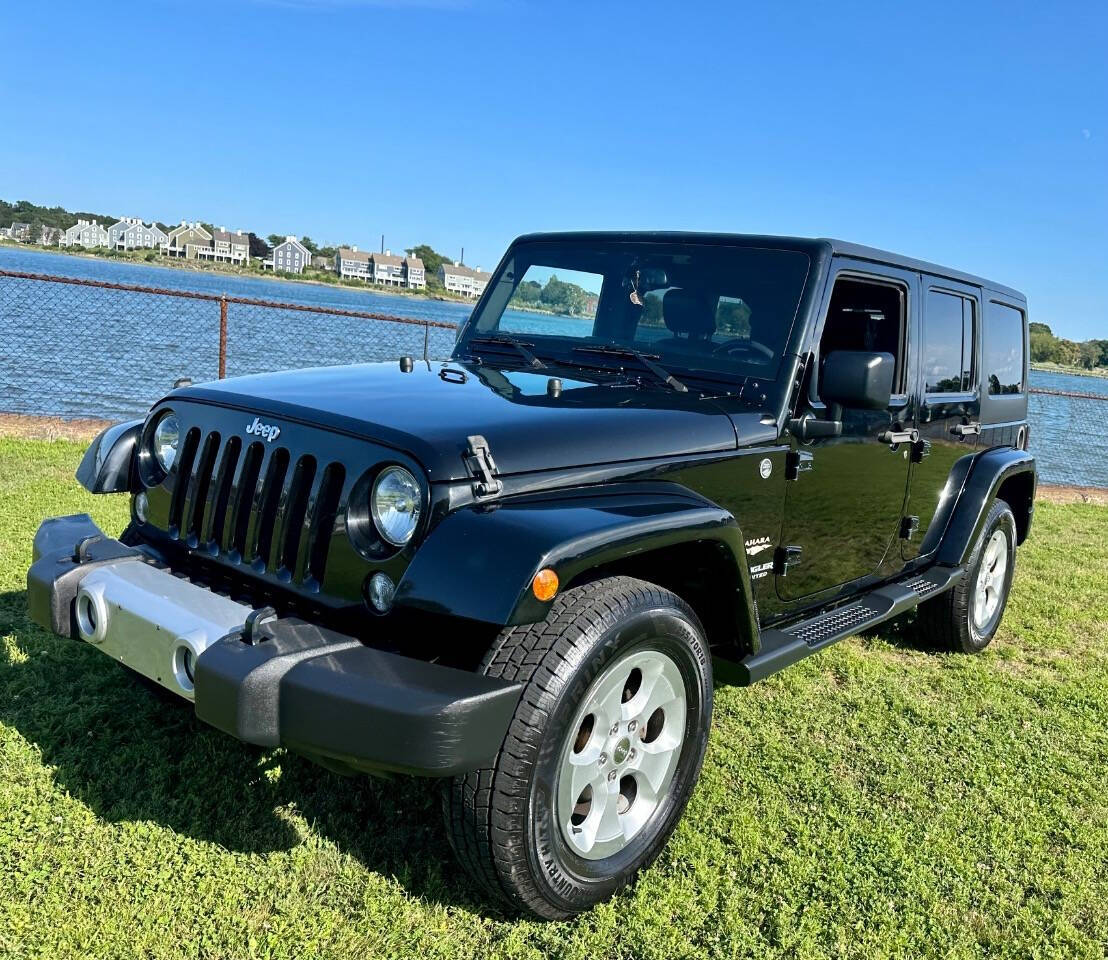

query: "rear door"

left=777, top=262, right=916, bottom=601
left=902, top=277, right=981, bottom=560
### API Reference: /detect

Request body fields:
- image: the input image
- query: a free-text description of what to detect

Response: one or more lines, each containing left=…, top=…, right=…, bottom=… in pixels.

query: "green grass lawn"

left=2, top=436, right=1106, bottom=959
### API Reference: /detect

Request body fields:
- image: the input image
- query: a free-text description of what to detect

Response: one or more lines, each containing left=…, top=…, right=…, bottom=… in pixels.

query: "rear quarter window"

left=983, top=301, right=1026, bottom=395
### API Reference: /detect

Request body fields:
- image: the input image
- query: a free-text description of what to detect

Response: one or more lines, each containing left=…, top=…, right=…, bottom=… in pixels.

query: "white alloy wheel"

left=973, top=529, right=1009, bottom=631
left=555, top=648, right=686, bottom=860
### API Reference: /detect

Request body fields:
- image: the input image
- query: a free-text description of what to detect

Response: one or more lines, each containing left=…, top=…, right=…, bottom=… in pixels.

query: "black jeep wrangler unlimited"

left=28, top=233, right=1035, bottom=919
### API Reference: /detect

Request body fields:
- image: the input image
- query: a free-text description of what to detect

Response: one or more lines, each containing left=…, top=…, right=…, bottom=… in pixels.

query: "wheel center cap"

left=613, top=737, right=631, bottom=765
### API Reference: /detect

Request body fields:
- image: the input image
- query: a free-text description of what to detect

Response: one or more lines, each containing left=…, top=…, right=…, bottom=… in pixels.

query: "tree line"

left=1030, top=322, right=1108, bottom=371
left=510, top=275, right=597, bottom=316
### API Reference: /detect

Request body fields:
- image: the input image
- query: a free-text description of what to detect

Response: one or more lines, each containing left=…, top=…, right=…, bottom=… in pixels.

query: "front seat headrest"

left=662, top=289, right=716, bottom=339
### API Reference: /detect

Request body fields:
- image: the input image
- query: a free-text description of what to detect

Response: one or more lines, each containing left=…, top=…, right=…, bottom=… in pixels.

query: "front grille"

left=167, top=428, right=345, bottom=589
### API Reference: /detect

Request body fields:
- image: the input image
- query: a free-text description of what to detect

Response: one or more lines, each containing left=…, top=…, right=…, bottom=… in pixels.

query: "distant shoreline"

left=1031, top=362, right=1108, bottom=380
left=0, top=240, right=471, bottom=306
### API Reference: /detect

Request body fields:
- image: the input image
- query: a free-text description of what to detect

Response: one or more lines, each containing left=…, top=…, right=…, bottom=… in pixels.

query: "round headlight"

left=371, top=466, right=422, bottom=546
left=152, top=412, right=180, bottom=473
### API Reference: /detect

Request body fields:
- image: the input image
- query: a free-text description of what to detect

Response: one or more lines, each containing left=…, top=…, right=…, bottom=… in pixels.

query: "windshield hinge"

left=464, top=434, right=503, bottom=500
left=774, top=545, right=803, bottom=576
left=786, top=450, right=814, bottom=481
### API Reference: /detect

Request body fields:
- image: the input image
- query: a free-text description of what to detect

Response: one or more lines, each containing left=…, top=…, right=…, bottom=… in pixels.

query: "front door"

left=777, top=265, right=916, bottom=602
left=902, top=278, right=982, bottom=560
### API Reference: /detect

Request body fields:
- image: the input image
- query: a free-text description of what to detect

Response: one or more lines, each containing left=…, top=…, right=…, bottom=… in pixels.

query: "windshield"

left=457, top=239, right=811, bottom=386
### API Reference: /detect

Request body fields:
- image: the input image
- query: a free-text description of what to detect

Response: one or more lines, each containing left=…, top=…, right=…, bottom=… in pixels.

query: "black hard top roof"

left=511, top=231, right=1025, bottom=302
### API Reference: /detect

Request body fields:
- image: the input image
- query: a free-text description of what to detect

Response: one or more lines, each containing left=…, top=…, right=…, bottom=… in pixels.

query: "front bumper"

left=27, top=515, right=522, bottom=777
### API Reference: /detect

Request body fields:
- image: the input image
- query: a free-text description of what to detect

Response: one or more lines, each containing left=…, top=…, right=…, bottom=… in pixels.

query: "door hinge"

left=950, top=421, right=981, bottom=439
left=463, top=434, right=503, bottom=500
left=899, top=515, right=920, bottom=540
left=774, top=545, right=803, bottom=576
left=786, top=449, right=814, bottom=481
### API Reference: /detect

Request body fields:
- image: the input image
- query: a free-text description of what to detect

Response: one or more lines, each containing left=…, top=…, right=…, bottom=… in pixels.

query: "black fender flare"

left=395, top=484, right=759, bottom=647
left=935, top=447, right=1037, bottom=567
left=76, top=419, right=142, bottom=494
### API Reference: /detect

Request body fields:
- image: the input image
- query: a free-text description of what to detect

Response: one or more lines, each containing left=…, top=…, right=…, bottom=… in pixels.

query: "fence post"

left=218, top=296, right=228, bottom=379
left=423, top=322, right=430, bottom=361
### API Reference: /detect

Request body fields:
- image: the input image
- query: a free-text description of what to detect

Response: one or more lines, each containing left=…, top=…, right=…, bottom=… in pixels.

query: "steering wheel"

left=711, top=338, right=775, bottom=361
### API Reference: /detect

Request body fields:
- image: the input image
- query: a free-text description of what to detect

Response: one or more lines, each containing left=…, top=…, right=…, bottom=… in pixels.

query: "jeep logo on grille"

left=245, top=416, right=281, bottom=442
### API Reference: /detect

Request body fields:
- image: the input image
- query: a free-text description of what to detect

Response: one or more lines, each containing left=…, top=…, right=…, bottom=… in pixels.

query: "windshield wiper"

left=571, top=345, right=688, bottom=393
left=467, top=334, right=546, bottom=370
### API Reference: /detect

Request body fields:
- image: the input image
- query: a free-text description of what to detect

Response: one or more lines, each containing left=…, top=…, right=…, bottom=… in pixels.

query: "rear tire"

left=916, top=498, right=1017, bottom=653
left=444, top=576, right=712, bottom=919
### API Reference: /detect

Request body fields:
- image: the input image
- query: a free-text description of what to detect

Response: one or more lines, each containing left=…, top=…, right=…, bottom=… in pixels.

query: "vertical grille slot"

left=204, top=435, right=241, bottom=550
left=274, top=455, right=317, bottom=578
left=305, top=463, right=345, bottom=587
left=184, top=431, right=221, bottom=545
left=229, top=442, right=264, bottom=560
left=251, top=448, right=290, bottom=570
left=167, top=428, right=202, bottom=537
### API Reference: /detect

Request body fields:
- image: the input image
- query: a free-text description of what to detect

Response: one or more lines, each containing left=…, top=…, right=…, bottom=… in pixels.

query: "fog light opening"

left=367, top=572, right=396, bottom=613
left=76, top=592, right=97, bottom=638
left=173, top=643, right=197, bottom=693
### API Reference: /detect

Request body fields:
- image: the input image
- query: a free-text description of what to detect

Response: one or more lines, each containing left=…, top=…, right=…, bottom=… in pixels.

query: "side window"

left=818, top=276, right=907, bottom=393
left=923, top=290, right=976, bottom=394
left=983, top=301, right=1025, bottom=395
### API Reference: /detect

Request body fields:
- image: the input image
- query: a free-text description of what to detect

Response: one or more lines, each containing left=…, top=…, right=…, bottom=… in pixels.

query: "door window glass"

left=983, top=302, right=1025, bottom=395
left=818, top=277, right=906, bottom=393
left=924, top=290, right=975, bottom=393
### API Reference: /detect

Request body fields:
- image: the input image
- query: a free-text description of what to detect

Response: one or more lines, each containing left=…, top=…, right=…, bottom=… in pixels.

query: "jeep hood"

left=172, top=361, right=740, bottom=481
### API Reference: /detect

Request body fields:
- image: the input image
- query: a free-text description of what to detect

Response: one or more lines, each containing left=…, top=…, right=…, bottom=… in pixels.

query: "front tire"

left=444, top=576, right=712, bottom=919
left=916, top=498, right=1017, bottom=653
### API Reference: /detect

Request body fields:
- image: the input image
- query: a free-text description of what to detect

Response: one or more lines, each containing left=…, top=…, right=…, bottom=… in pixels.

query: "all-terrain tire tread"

left=916, top=498, right=1015, bottom=653
left=443, top=576, right=697, bottom=918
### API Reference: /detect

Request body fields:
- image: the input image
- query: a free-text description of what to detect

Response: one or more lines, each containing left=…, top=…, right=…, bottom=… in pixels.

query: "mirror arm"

left=787, top=413, right=843, bottom=440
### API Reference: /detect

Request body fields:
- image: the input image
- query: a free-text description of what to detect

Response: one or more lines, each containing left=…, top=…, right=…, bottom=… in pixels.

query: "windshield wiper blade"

left=571, top=345, right=688, bottom=393
left=468, top=335, right=546, bottom=369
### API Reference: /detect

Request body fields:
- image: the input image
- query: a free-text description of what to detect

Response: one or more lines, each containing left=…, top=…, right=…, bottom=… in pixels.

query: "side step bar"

left=737, top=565, right=964, bottom=685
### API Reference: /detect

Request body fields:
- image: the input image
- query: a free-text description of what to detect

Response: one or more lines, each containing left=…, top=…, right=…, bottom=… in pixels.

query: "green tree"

left=514, top=279, right=542, bottom=304
left=248, top=233, right=271, bottom=259
left=266, top=233, right=284, bottom=249
left=406, top=244, right=453, bottom=281
left=300, top=236, right=320, bottom=255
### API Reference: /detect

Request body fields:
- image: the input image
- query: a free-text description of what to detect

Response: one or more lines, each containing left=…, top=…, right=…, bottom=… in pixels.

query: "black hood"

left=172, top=361, right=740, bottom=481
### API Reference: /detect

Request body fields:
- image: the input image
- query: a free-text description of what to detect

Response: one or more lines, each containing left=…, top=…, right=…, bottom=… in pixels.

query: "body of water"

left=1, top=246, right=1104, bottom=486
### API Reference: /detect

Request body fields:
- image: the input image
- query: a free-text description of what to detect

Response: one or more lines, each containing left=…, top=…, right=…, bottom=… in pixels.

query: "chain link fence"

left=0, top=269, right=458, bottom=421
left=1027, top=389, right=1108, bottom=489
left=1, top=269, right=1105, bottom=488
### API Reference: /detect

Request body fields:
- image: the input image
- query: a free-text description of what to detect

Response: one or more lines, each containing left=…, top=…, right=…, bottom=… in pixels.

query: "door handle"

left=879, top=428, right=919, bottom=446
left=950, top=422, right=981, bottom=438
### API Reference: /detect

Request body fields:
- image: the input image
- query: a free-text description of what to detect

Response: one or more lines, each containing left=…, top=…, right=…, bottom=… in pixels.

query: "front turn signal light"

left=532, top=568, right=559, bottom=602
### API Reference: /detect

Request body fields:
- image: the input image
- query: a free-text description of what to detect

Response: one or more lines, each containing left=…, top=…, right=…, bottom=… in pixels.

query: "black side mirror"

left=820, top=350, right=895, bottom=411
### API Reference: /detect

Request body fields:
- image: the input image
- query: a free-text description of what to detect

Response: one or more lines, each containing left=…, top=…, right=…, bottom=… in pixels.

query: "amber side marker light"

left=532, top=568, right=559, bottom=601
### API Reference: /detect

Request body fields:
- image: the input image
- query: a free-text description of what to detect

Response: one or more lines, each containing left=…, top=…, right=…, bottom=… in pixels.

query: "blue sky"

left=1, top=0, right=1105, bottom=338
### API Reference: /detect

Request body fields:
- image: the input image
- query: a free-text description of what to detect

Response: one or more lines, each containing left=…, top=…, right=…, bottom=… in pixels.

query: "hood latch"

left=464, top=434, right=503, bottom=500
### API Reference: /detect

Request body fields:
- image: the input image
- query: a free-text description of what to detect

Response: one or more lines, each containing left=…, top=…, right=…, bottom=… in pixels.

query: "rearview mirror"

left=820, top=351, right=895, bottom=411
